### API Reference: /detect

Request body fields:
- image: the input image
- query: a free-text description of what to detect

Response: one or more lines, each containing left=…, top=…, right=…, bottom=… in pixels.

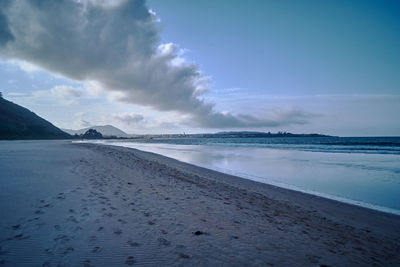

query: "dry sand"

left=0, top=141, right=399, bottom=266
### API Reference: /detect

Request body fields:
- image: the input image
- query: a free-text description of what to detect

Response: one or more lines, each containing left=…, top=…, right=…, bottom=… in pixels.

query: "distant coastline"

left=127, top=131, right=334, bottom=140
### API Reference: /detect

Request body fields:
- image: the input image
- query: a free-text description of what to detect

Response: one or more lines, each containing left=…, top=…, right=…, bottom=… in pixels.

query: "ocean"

left=89, top=137, right=400, bottom=215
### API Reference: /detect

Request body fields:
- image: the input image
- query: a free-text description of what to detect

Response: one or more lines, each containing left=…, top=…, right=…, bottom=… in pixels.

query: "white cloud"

left=84, top=80, right=105, bottom=97
left=148, top=9, right=161, bottom=22
left=8, top=60, right=43, bottom=72
left=50, top=85, right=84, bottom=98
left=8, top=85, right=85, bottom=106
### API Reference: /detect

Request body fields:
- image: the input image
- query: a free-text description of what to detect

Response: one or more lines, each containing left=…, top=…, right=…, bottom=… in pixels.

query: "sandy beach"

left=0, top=141, right=399, bottom=266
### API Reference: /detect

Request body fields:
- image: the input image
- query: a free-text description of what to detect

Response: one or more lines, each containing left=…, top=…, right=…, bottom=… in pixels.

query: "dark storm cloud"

left=0, top=0, right=310, bottom=128
left=0, top=0, right=14, bottom=46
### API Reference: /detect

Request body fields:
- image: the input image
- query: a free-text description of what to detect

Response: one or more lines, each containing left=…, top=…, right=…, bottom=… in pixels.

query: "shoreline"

left=178, top=163, right=400, bottom=217
left=89, top=142, right=400, bottom=221
left=0, top=141, right=399, bottom=266
left=86, top=140, right=400, bottom=216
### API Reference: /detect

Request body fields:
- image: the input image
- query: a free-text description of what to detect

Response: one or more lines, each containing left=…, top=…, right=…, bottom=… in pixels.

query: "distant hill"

left=81, top=129, right=103, bottom=139
left=198, top=131, right=332, bottom=138
left=63, top=125, right=129, bottom=138
left=0, top=96, right=71, bottom=140
left=141, top=131, right=333, bottom=139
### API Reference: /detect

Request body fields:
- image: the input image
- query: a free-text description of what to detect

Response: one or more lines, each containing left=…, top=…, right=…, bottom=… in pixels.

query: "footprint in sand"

left=125, top=256, right=135, bottom=265
left=113, top=229, right=123, bottom=235
left=14, top=233, right=30, bottom=240
left=127, top=240, right=141, bottom=247
left=158, top=238, right=171, bottom=246
left=63, top=247, right=74, bottom=255
left=83, top=259, right=92, bottom=267
left=54, top=234, right=70, bottom=243
left=57, top=193, right=66, bottom=200
left=92, top=246, right=102, bottom=253
left=34, top=210, right=44, bottom=215
left=118, top=219, right=127, bottom=224
left=179, top=253, right=190, bottom=259
left=11, top=224, right=21, bottom=230
left=66, top=216, right=79, bottom=223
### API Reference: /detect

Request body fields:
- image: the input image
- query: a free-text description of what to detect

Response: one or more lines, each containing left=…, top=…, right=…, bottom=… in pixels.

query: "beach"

left=0, top=141, right=399, bottom=266
left=92, top=138, right=400, bottom=214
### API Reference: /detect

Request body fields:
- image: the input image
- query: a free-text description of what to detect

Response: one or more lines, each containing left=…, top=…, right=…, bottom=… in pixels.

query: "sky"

left=0, top=0, right=399, bottom=136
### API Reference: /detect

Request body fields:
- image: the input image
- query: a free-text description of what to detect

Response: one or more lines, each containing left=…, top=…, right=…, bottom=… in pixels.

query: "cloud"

left=0, top=1, right=14, bottom=46
left=112, top=113, right=144, bottom=124
left=32, top=85, right=84, bottom=105
left=50, top=85, right=84, bottom=98
left=81, top=120, right=92, bottom=127
left=189, top=108, right=312, bottom=129
left=8, top=85, right=84, bottom=106
left=0, top=0, right=310, bottom=129
left=8, top=59, right=43, bottom=72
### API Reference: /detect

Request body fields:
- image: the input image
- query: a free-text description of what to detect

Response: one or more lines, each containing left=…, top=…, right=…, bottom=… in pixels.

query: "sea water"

left=90, top=137, right=400, bottom=215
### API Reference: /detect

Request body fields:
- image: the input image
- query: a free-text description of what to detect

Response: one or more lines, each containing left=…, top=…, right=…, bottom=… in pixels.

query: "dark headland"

left=0, top=96, right=70, bottom=140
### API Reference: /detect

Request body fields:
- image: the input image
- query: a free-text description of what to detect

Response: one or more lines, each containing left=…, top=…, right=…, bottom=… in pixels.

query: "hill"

left=198, top=131, right=332, bottom=138
left=63, top=125, right=129, bottom=138
left=0, top=96, right=71, bottom=140
left=139, top=131, right=333, bottom=139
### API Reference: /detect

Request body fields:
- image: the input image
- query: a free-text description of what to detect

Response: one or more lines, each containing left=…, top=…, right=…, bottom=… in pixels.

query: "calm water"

left=89, top=137, right=400, bottom=215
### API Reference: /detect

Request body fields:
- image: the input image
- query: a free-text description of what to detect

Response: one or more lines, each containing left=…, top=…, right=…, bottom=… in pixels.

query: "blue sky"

left=0, top=0, right=399, bottom=135
left=149, top=0, right=400, bottom=95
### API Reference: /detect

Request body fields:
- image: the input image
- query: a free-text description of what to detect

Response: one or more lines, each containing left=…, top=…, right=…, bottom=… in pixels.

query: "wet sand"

left=0, top=141, right=399, bottom=266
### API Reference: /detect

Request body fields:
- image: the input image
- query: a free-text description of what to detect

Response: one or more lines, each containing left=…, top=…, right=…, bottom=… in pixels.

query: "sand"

left=0, top=140, right=399, bottom=266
